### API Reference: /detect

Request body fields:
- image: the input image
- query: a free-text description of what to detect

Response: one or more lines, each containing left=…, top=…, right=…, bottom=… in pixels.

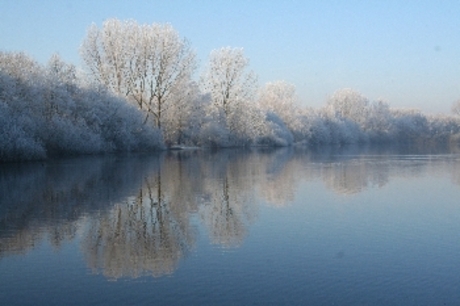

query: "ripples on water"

left=1, top=144, right=460, bottom=305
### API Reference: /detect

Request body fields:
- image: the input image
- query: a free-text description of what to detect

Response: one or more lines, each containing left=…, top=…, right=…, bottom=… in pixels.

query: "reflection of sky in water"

left=1, top=146, right=460, bottom=305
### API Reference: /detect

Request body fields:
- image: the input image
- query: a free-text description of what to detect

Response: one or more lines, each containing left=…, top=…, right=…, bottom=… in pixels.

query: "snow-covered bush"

left=0, top=52, right=163, bottom=161
left=425, top=114, right=460, bottom=142
left=256, top=112, right=294, bottom=147
left=389, top=108, right=428, bottom=141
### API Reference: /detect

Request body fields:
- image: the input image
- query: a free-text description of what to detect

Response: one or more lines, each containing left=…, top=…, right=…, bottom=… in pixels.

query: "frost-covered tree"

left=326, top=88, right=370, bottom=126
left=80, top=18, right=197, bottom=130
left=364, top=100, right=392, bottom=141
left=0, top=51, right=163, bottom=161
left=43, top=54, right=78, bottom=121
left=0, top=52, right=48, bottom=160
left=258, top=81, right=297, bottom=119
left=162, top=81, right=204, bottom=145
left=452, top=99, right=460, bottom=116
left=425, top=114, right=460, bottom=141
left=258, top=81, right=307, bottom=142
left=321, top=89, right=397, bottom=143
left=200, top=47, right=258, bottom=141
left=390, top=108, right=428, bottom=141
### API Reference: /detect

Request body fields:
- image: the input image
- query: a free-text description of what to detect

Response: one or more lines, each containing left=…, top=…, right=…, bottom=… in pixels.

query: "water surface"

left=1, top=145, right=460, bottom=305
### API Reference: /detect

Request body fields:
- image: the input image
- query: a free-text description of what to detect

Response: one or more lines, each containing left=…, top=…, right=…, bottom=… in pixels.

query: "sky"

left=1, top=0, right=459, bottom=113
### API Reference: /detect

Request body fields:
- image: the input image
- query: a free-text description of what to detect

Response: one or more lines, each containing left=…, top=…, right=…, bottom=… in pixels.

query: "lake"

left=1, top=144, right=460, bottom=305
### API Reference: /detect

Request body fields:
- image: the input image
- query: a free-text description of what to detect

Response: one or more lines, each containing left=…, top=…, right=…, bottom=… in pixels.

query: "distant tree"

left=200, top=47, right=258, bottom=133
left=258, top=81, right=297, bottom=120
left=44, top=54, right=78, bottom=120
left=426, top=114, right=460, bottom=141
left=0, top=52, right=48, bottom=160
left=364, top=100, right=392, bottom=141
left=80, top=18, right=197, bottom=130
left=258, top=81, right=304, bottom=141
left=162, top=81, right=204, bottom=145
left=390, top=108, right=428, bottom=140
left=326, top=88, right=370, bottom=126
left=452, top=99, right=460, bottom=116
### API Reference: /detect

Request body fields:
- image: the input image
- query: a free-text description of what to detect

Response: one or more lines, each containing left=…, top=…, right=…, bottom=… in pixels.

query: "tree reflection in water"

left=198, top=150, right=259, bottom=247
left=1, top=144, right=460, bottom=279
left=82, top=160, right=197, bottom=279
left=0, top=155, right=161, bottom=257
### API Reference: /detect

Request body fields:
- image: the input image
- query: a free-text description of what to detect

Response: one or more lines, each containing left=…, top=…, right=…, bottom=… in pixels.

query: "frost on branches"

left=2, top=18, right=460, bottom=161
left=0, top=52, right=162, bottom=161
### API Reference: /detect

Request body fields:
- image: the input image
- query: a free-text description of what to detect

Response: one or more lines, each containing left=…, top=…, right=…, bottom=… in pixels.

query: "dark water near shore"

left=1, top=145, right=460, bottom=305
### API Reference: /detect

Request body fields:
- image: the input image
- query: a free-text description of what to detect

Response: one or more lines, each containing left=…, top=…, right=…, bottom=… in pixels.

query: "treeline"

left=1, top=18, right=460, bottom=161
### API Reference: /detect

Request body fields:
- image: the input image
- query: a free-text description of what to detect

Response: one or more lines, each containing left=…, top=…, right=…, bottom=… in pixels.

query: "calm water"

left=1, top=145, right=460, bottom=305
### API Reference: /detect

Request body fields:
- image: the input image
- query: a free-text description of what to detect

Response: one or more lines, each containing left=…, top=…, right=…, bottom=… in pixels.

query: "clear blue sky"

left=1, top=0, right=459, bottom=113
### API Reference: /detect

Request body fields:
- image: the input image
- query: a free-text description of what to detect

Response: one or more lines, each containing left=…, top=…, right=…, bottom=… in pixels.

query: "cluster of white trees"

left=0, top=51, right=163, bottom=161
left=2, top=18, right=460, bottom=161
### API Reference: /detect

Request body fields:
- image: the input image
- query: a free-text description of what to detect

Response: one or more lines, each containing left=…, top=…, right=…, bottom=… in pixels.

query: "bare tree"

left=80, top=18, right=197, bottom=129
